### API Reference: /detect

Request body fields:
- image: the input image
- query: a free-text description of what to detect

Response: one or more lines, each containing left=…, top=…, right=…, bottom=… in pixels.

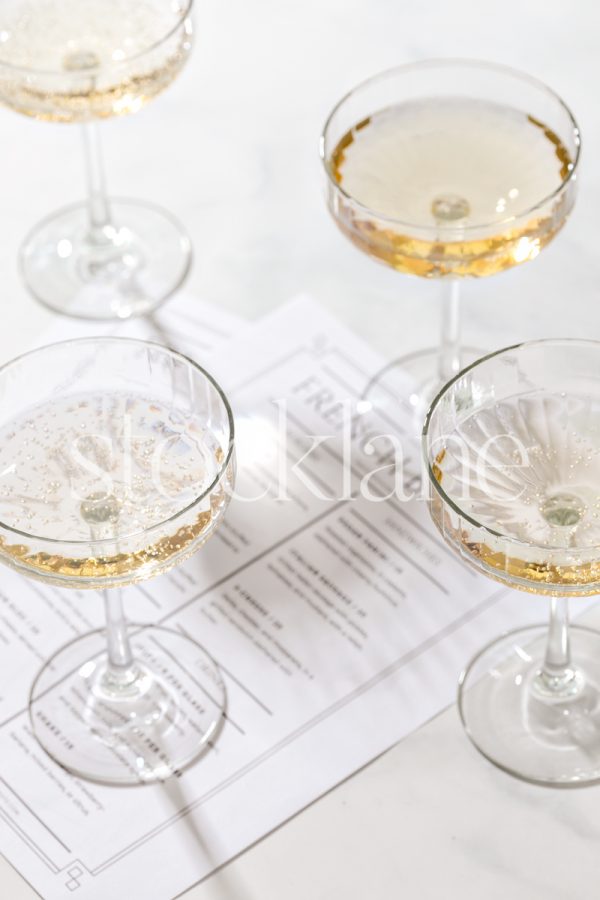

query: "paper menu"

left=0, top=296, right=557, bottom=900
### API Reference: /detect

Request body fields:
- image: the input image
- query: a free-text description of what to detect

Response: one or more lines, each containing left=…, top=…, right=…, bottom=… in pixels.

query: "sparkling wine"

left=432, top=393, right=600, bottom=594
left=0, top=0, right=191, bottom=122
left=0, top=393, right=228, bottom=583
left=329, top=98, right=575, bottom=277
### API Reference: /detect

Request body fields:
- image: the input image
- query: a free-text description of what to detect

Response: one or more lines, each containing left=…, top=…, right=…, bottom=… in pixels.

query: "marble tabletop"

left=1, top=0, right=599, bottom=897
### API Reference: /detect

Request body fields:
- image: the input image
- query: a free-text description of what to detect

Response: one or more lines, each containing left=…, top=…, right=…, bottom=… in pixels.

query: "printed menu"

left=0, top=296, right=556, bottom=899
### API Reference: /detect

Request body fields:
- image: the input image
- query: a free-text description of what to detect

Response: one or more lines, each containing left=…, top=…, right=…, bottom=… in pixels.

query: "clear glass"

left=0, top=0, right=194, bottom=319
left=423, top=339, right=600, bottom=785
left=0, top=337, right=235, bottom=784
left=321, top=60, right=580, bottom=429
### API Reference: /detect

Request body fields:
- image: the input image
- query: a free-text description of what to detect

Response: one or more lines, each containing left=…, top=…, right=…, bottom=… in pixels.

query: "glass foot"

left=363, top=346, right=484, bottom=436
left=29, top=625, right=225, bottom=785
left=459, top=625, right=600, bottom=786
left=20, top=199, right=192, bottom=320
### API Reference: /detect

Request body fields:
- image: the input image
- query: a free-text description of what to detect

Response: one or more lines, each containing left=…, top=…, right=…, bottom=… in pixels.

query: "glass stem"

left=86, top=510, right=135, bottom=678
left=438, top=279, right=461, bottom=385
left=82, top=122, right=112, bottom=239
left=103, top=588, right=134, bottom=670
left=539, top=596, right=580, bottom=695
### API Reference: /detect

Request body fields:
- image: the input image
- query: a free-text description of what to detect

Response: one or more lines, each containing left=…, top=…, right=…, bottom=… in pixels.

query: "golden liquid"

left=329, top=99, right=575, bottom=277
left=0, top=0, right=191, bottom=122
left=430, top=388, right=600, bottom=596
left=2, top=50, right=189, bottom=122
left=462, top=538, right=600, bottom=595
left=432, top=495, right=600, bottom=596
left=0, top=506, right=214, bottom=585
left=0, top=392, right=230, bottom=587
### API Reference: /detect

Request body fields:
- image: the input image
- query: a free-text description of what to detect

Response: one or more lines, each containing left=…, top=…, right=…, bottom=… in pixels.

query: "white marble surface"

left=1, top=0, right=600, bottom=897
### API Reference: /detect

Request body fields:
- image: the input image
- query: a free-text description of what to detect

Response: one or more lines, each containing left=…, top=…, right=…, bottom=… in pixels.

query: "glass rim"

left=421, top=337, right=600, bottom=551
left=320, top=58, right=581, bottom=236
left=0, top=0, right=193, bottom=78
left=0, top=333, right=235, bottom=548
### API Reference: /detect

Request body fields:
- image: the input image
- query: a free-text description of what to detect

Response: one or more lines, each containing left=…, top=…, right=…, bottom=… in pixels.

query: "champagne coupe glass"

left=321, top=61, right=580, bottom=427
left=424, top=340, right=600, bottom=785
left=0, top=0, right=194, bottom=320
left=0, top=337, right=235, bottom=784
